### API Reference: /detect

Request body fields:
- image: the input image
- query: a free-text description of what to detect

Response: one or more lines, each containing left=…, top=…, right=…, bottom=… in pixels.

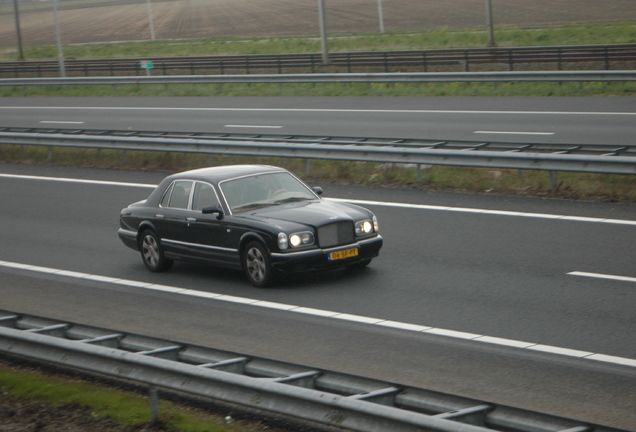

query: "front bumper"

left=269, top=235, right=383, bottom=272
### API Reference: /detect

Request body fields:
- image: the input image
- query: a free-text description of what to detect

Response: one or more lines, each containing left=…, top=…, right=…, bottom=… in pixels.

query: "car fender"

left=136, top=220, right=160, bottom=245
left=238, top=231, right=274, bottom=259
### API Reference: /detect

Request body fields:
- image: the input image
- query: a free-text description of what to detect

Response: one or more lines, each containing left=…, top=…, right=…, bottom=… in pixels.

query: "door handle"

left=155, top=214, right=165, bottom=219
left=186, top=217, right=197, bottom=223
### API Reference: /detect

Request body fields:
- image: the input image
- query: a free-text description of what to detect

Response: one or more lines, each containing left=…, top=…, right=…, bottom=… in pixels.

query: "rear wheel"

left=243, top=241, right=274, bottom=287
left=140, top=230, right=173, bottom=272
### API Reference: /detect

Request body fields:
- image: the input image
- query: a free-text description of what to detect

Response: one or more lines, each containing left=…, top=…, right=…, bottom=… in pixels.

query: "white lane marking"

left=0, top=173, right=155, bottom=189
left=39, top=121, right=85, bottom=124
left=3, top=173, right=636, bottom=226
left=2, top=106, right=635, bottom=116
left=474, top=131, right=554, bottom=136
left=328, top=197, right=636, bottom=226
left=224, top=125, right=283, bottom=129
left=568, top=271, right=636, bottom=283
left=2, top=259, right=635, bottom=368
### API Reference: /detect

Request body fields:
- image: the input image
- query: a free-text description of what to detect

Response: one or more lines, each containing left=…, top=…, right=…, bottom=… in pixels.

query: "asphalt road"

left=1, top=96, right=635, bottom=145
left=1, top=96, right=636, bottom=429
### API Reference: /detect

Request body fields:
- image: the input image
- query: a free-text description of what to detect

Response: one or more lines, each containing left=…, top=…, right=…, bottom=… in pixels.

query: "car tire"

left=140, top=230, right=173, bottom=272
left=243, top=241, right=274, bottom=288
left=347, top=258, right=371, bottom=270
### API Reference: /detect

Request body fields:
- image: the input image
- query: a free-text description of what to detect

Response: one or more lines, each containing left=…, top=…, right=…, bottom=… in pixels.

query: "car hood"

left=240, top=199, right=370, bottom=228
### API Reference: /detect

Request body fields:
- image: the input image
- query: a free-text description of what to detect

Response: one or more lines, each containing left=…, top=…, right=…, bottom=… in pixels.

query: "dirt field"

left=1, top=0, right=635, bottom=48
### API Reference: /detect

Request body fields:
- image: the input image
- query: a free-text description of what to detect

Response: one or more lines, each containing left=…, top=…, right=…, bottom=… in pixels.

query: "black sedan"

left=118, top=165, right=383, bottom=287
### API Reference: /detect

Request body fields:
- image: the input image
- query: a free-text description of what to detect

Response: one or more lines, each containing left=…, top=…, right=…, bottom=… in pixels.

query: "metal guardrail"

left=0, top=70, right=634, bottom=87
left=0, top=310, right=627, bottom=432
left=1, top=127, right=635, bottom=176
left=1, top=44, right=635, bottom=77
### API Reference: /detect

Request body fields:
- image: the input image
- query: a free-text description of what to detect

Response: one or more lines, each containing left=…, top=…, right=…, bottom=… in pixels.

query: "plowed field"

left=1, top=0, right=635, bottom=47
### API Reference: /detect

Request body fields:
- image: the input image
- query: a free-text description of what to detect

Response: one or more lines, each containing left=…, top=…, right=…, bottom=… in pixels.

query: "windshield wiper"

left=233, top=201, right=277, bottom=211
left=273, top=197, right=312, bottom=204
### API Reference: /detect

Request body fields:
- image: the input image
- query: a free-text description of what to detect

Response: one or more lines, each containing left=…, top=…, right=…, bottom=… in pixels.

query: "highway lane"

left=1, top=164, right=636, bottom=429
left=1, top=96, right=635, bottom=145
left=1, top=163, right=635, bottom=358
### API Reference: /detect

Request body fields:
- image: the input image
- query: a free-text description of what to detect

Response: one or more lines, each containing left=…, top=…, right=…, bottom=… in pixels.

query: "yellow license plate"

left=329, top=248, right=359, bottom=261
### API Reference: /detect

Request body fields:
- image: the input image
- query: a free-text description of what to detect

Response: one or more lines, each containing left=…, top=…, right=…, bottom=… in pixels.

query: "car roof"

left=171, top=165, right=287, bottom=183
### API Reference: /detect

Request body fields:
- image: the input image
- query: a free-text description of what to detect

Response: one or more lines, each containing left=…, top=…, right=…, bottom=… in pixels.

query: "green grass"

left=2, top=22, right=635, bottom=61
left=1, top=81, right=635, bottom=97
left=0, top=361, right=263, bottom=431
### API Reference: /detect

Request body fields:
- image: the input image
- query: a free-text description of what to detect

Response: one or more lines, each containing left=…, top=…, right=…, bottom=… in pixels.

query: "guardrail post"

left=508, top=49, right=513, bottom=71
left=149, top=386, right=159, bottom=424
left=305, top=159, right=311, bottom=176
left=604, top=47, right=610, bottom=70
left=549, top=171, right=560, bottom=195
left=464, top=50, right=470, bottom=72
left=422, top=52, right=427, bottom=72
left=47, top=146, right=53, bottom=162
left=122, top=150, right=128, bottom=166
left=220, top=60, right=224, bottom=75
left=278, top=56, right=282, bottom=74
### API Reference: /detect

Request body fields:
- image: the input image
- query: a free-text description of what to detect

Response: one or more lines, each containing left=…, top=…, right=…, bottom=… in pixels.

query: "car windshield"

left=220, top=172, right=317, bottom=212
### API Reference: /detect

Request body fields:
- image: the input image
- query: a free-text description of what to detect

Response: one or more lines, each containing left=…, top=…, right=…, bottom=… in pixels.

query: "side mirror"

left=312, top=186, right=323, bottom=196
left=202, top=205, right=224, bottom=220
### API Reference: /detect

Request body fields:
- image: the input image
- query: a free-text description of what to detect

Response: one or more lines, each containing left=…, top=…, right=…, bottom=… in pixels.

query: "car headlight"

left=278, top=233, right=288, bottom=250
left=373, top=215, right=379, bottom=232
left=355, top=219, right=374, bottom=235
left=289, top=232, right=314, bottom=247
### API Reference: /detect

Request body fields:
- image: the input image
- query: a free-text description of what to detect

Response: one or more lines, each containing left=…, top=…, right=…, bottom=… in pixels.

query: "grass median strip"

left=0, top=360, right=272, bottom=431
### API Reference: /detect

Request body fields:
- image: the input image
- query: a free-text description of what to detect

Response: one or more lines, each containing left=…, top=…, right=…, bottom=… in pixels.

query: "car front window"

left=192, top=182, right=220, bottom=211
left=221, top=172, right=316, bottom=212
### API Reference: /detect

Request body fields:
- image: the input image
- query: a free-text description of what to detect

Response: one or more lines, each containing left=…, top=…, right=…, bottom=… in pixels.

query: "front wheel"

left=140, top=230, right=173, bottom=272
left=243, top=241, right=274, bottom=287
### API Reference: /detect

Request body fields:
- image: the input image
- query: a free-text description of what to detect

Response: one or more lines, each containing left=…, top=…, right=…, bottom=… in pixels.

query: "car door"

left=185, top=181, right=232, bottom=264
left=155, top=180, right=193, bottom=257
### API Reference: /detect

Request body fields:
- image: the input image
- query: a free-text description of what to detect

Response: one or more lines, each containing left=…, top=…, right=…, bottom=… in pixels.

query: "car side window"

left=165, top=180, right=192, bottom=209
left=192, top=182, right=220, bottom=211
left=160, top=183, right=174, bottom=207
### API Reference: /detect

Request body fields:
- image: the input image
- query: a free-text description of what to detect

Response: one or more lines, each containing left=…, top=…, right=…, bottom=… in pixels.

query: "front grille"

left=318, top=221, right=355, bottom=248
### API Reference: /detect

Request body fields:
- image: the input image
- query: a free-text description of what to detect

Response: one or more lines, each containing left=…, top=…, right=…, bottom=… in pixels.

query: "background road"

left=1, top=96, right=635, bottom=145
left=1, top=96, right=636, bottom=429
